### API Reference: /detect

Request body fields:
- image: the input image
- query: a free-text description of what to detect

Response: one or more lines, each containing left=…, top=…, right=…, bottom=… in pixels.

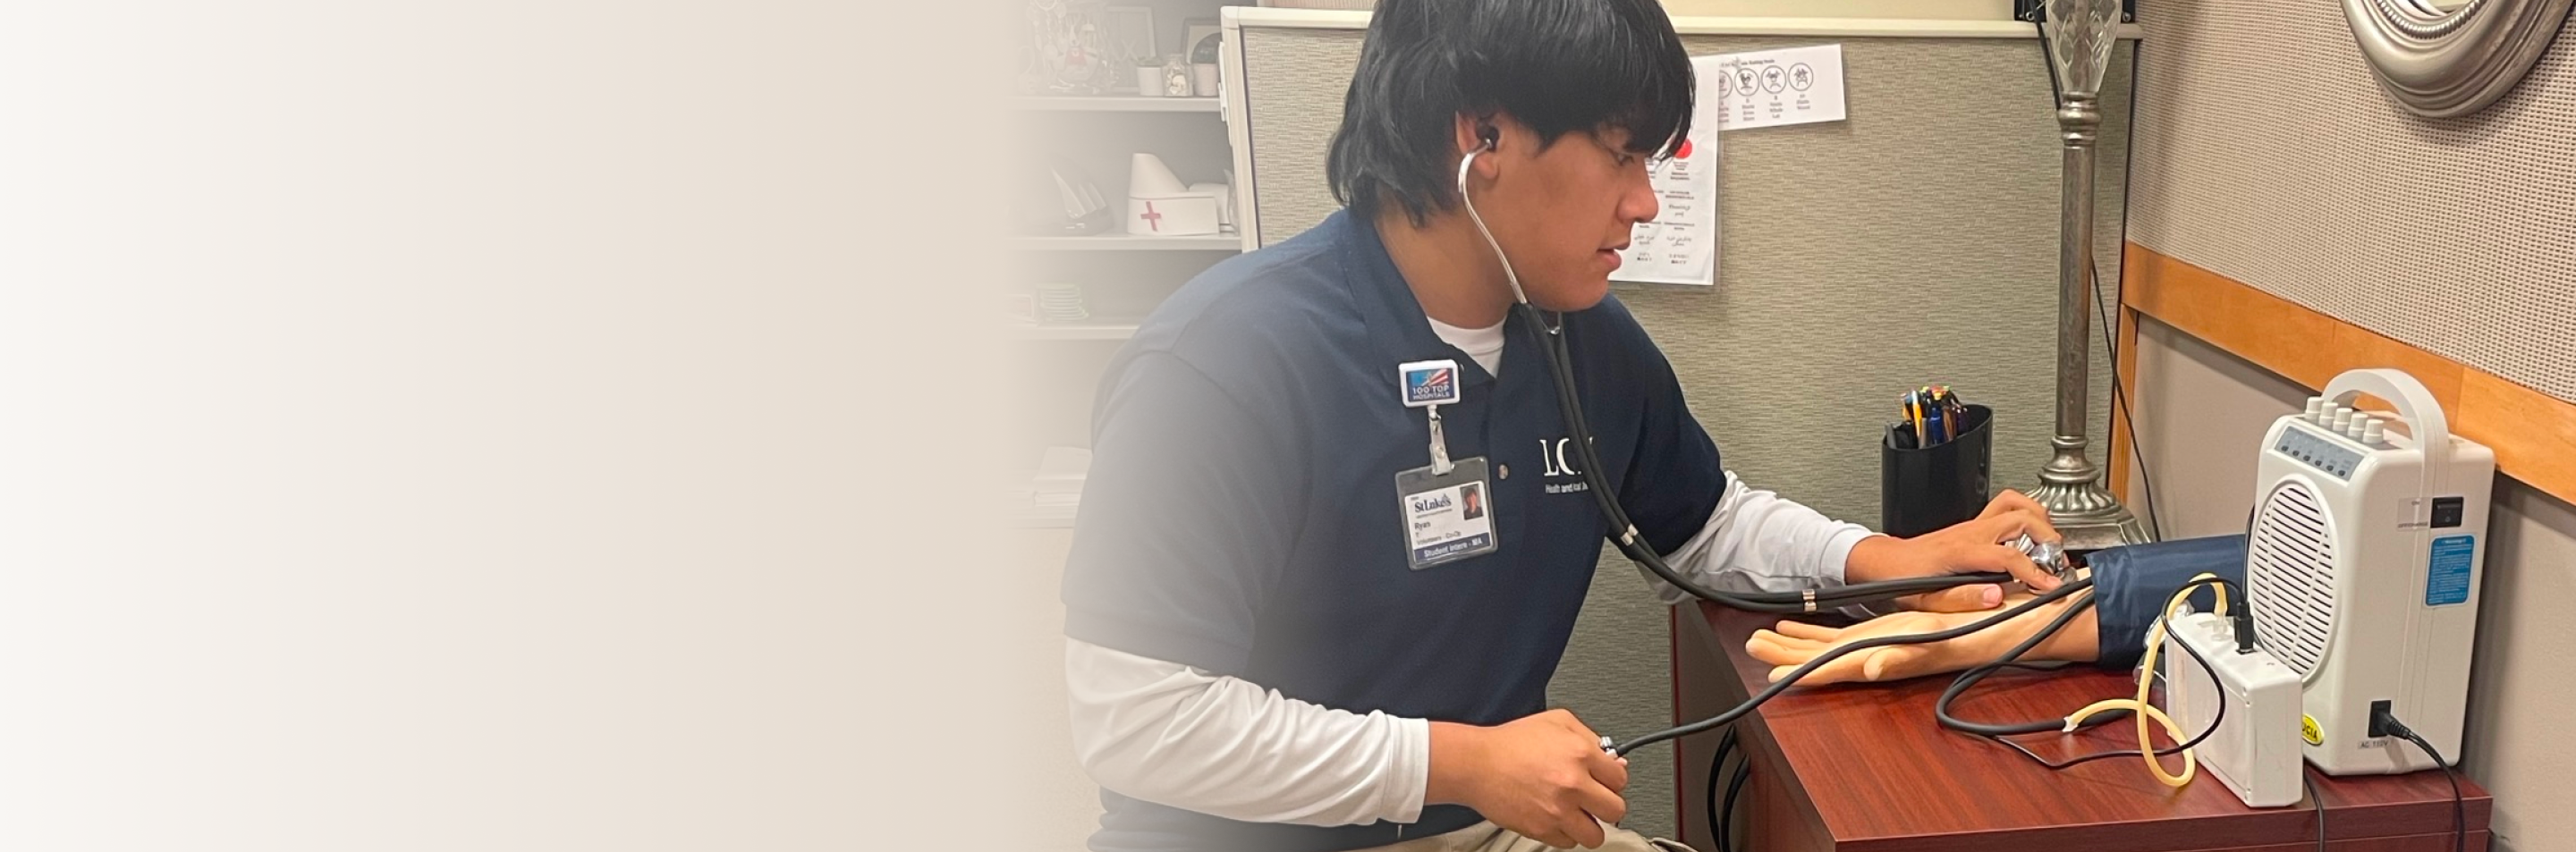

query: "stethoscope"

left=1451, top=129, right=2009, bottom=616
left=1451, top=127, right=2075, bottom=755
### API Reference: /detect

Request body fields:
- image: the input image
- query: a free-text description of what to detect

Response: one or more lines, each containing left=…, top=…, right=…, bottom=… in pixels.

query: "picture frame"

left=1183, top=18, right=1221, bottom=68
left=1104, top=5, right=1157, bottom=67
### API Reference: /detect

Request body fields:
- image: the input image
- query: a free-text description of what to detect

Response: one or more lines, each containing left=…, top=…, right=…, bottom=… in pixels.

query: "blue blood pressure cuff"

left=2088, top=535, right=2250, bottom=671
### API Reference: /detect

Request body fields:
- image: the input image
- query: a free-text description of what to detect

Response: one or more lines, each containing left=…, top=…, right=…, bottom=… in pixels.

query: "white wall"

left=2123, top=320, right=2311, bottom=537
left=1021, top=529, right=1109, bottom=849
left=2125, top=318, right=2576, bottom=852
left=1, top=4, right=1032, bottom=849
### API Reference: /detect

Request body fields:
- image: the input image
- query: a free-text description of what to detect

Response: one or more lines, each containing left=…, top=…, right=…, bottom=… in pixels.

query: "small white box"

left=2163, top=611, right=2304, bottom=808
left=1126, top=195, right=1221, bottom=236
left=1124, top=153, right=1225, bottom=236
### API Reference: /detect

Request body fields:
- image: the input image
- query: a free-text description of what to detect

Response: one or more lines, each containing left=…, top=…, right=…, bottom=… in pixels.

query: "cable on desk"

left=1935, top=592, right=2109, bottom=737
left=2067, top=574, right=2239, bottom=787
left=2375, top=709, right=2465, bottom=852
left=1955, top=577, right=2239, bottom=776
left=1703, top=727, right=1736, bottom=849
left=2029, top=582, right=2231, bottom=772
left=1718, top=760, right=1750, bottom=852
left=1614, top=578, right=2097, bottom=756
left=2302, top=773, right=2327, bottom=852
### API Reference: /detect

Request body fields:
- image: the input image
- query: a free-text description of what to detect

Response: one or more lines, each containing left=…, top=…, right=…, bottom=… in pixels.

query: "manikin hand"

left=1745, top=586, right=2103, bottom=686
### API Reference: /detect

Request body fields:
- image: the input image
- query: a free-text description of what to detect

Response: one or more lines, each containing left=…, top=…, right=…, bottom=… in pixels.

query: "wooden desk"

left=1671, top=603, right=2491, bottom=852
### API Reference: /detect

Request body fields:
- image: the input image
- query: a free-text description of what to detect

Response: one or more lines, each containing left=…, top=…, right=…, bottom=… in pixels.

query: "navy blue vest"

left=1063, top=210, right=1723, bottom=852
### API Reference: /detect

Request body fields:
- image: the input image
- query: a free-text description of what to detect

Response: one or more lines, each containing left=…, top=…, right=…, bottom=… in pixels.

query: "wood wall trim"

left=2117, top=242, right=2576, bottom=506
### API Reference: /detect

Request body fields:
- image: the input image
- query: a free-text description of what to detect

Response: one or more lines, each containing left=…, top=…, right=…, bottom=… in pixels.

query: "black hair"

left=1326, top=0, right=1694, bottom=226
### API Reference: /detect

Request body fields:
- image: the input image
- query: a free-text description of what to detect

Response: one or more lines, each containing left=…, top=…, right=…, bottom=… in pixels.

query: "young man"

left=1059, top=1, right=2063, bottom=849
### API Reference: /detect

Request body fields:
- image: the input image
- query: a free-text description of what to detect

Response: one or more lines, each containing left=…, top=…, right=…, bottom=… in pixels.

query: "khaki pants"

left=1351, top=821, right=1699, bottom=852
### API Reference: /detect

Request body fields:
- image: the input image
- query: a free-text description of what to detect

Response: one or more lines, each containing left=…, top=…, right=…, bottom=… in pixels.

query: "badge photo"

left=1396, top=457, right=1496, bottom=570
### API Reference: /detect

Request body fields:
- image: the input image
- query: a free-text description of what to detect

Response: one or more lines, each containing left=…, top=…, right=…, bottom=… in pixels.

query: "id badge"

left=1396, top=456, right=1498, bottom=569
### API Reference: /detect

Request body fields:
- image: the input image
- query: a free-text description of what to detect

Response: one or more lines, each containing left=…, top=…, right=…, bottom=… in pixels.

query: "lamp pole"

left=2031, top=0, right=2149, bottom=551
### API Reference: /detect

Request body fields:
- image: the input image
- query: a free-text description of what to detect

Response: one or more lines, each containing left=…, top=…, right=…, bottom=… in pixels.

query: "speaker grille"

left=2250, top=480, right=2337, bottom=679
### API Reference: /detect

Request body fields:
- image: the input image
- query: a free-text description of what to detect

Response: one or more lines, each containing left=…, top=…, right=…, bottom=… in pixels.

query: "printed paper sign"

left=1707, top=44, right=1847, bottom=131
left=1614, top=54, right=1727, bottom=287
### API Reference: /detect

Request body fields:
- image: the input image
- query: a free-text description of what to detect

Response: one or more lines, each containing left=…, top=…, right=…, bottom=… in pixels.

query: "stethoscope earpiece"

left=1455, top=141, right=1532, bottom=310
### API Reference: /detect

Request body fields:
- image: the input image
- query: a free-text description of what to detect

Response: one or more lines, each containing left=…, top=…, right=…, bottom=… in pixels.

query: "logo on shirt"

left=1539, top=436, right=1592, bottom=494
left=1398, top=359, right=1461, bottom=408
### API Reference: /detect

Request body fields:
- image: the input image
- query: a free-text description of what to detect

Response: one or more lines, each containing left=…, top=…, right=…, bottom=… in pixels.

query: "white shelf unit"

left=1013, top=232, right=1242, bottom=251
left=1012, top=95, right=1223, bottom=113
left=1011, top=0, right=1241, bottom=507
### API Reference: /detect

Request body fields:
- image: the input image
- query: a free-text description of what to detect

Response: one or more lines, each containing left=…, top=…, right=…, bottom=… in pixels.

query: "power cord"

left=1703, top=728, right=1736, bottom=849
left=1611, top=577, right=2097, bottom=755
left=1719, top=761, right=1751, bottom=852
left=1699, top=727, right=1751, bottom=852
left=2077, top=575, right=2242, bottom=787
left=1938, top=575, right=2241, bottom=780
left=2044, top=577, right=2238, bottom=780
left=2000, top=514, right=2266, bottom=772
left=2301, top=773, right=2328, bottom=852
left=1936, top=592, right=2108, bottom=736
left=2097, top=261, right=2160, bottom=542
left=2372, top=706, right=2466, bottom=852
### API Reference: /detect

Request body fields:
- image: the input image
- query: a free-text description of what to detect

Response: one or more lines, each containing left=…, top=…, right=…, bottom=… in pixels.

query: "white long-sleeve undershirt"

left=1064, top=472, right=1876, bottom=826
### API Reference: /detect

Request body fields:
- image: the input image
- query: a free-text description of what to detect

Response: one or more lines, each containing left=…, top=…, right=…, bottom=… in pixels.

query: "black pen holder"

left=1881, top=403, right=1993, bottom=538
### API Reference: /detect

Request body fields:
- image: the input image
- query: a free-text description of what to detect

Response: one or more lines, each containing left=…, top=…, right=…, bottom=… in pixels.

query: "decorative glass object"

left=2043, top=0, right=2123, bottom=99
left=1160, top=54, right=1193, bottom=97
left=1019, top=0, right=1118, bottom=95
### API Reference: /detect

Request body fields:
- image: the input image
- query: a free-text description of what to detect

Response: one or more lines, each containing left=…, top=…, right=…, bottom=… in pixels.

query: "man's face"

left=1476, top=123, right=1661, bottom=312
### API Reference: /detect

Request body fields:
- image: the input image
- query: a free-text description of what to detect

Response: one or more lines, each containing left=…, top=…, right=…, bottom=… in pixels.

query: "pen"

left=1905, top=394, right=1925, bottom=446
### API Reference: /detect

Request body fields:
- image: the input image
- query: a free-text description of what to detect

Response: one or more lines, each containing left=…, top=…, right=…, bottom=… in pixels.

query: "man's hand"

left=1846, top=490, right=2065, bottom=612
left=1745, top=587, right=2102, bottom=685
left=1426, top=709, right=1628, bottom=848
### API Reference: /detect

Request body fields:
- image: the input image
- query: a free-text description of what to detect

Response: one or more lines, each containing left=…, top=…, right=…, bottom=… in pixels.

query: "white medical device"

left=2164, top=611, right=2303, bottom=806
left=2245, top=368, right=2494, bottom=775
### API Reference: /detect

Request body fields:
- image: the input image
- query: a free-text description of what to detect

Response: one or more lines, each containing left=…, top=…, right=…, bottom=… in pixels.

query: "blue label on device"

left=2426, top=536, right=2475, bottom=606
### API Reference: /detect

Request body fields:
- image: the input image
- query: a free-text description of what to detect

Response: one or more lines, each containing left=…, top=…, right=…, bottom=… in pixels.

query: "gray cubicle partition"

left=1222, top=10, right=2133, bottom=841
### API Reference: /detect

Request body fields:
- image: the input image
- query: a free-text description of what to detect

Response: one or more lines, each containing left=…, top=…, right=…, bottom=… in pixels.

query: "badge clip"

left=1426, top=405, right=1453, bottom=476
left=1401, top=359, right=1463, bottom=476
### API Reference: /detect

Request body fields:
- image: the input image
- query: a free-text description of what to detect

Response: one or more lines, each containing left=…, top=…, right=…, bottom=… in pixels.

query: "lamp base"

left=2028, top=477, right=2152, bottom=551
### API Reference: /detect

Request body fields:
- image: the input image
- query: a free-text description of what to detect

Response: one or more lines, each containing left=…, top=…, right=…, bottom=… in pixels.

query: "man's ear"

left=1452, top=113, right=1505, bottom=181
left=1450, top=113, right=1492, bottom=156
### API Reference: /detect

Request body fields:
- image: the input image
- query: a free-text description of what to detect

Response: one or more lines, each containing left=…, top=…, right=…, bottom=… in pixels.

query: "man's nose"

left=1621, top=173, right=1660, bottom=224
